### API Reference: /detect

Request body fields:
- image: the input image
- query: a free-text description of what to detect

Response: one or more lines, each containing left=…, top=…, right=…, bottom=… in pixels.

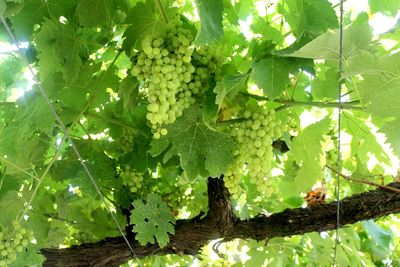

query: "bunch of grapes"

left=0, top=221, right=34, bottom=266
left=116, top=129, right=135, bottom=153
left=120, top=165, right=144, bottom=193
left=224, top=106, right=287, bottom=197
left=131, top=17, right=197, bottom=138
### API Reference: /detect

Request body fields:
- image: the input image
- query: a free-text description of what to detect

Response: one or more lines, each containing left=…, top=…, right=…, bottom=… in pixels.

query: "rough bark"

left=41, top=179, right=400, bottom=267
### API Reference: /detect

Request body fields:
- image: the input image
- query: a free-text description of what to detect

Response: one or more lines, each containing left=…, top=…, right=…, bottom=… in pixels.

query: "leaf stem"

left=155, top=0, right=169, bottom=25
left=240, top=92, right=364, bottom=111
left=276, top=100, right=364, bottom=111
left=219, top=118, right=247, bottom=125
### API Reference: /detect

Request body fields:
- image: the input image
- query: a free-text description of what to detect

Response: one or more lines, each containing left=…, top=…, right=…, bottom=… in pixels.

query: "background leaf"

left=194, top=0, right=224, bottom=45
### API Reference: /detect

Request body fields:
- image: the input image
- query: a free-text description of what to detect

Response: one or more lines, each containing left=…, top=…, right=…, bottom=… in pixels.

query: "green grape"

left=116, top=129, right=135, bottom=154
left=224, top=106, right=287, bottom=197
left=130, top=16, right=222, bottom=139
left=0, top=221, right=34, bottom=265
left=120, top=165, right=144, bottom=193
left=133, top=21, right=223, bottom=138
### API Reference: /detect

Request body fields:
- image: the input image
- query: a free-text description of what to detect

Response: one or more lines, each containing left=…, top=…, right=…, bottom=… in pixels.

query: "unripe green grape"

left=224, top=106, right=287, bottom=197
left=160, top=128, right=168, bottom=136
left=120, top=166, right=144, bottom=194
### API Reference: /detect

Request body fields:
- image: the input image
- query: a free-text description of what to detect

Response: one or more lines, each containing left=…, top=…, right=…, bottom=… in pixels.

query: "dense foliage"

left=0, top=0, right=400, bottom=266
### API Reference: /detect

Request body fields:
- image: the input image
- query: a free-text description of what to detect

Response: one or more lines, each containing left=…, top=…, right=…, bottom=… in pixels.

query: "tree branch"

left=41, top=179, right=400, bottom=267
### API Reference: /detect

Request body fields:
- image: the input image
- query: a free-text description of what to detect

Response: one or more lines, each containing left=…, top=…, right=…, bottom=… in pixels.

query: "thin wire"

left=0, top=17, right=142, bottom=266
left=333, top=0, right=344, bottom=266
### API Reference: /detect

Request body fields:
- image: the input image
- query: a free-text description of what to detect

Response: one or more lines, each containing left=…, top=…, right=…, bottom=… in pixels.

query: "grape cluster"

left=0, top=221, right=34, bottom=266
left=224, top=107, right=287, bottom=197
left=131, top=17, right=198, bottom=138
left=116, top=129, right=135, bottom=153
left=120, top=165, right=144, bottom=193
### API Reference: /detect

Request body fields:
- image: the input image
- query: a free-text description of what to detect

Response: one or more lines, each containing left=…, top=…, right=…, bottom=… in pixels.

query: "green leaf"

left=291, top=118, right=331, bottom=192
left=288, top=22, right=372, bottom=60
left=130, top=194, right=175, bottom=248
left=250, top=16, right=282, bottom=43
left=35, top=19, right=83, bottom=82
left=150, top=105, right=236, bottom=179
left=0, top=0, right=6, bottom=16
left=368, top=0, right=400, bottom=16
left=311, top=65, right=339, bottom=100
left=362, top=220, right=392, bottom=248
left=277, top=0, right=337, bottom=37
left=10, top=0, right=77, bottom=40
left=202, top=83, right=219, bottom=123
left=194, top=0, right=224, bottom=45
left=251, top=57, right=292, bottom=99
left=0, top=174, right=20, bottom=200
left=213, top=73, right=248, bottom=110
left=345, top=52, right=400, bottom=155
left=76, top=0, right=115, bottom=27
left=123, top=1, right=164, bottom=52
left=342, top=111, right=391, bottom=169
left=0, top=191, right=24, bottom=225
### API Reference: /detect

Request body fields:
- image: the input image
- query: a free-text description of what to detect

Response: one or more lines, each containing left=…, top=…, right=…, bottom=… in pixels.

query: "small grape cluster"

left=131, top=17, right=197, bottom=139
left=0, top=221, right=34, bottom=266
left=116, top=129, right=135, bottom=153
left=224, top=107, right=287, bottom=197
left=120, top=165, right=144, bottom=193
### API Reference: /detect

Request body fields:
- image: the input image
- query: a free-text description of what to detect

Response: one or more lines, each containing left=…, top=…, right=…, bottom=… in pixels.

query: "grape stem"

left=155, top=0, right=169, bottom=25
left=219, top=118, right=247, bottom=124
left=240, top=92, right=364, bottom=111
left=326, top=165, right=400, bottom=193
left=0, top=101, right=15, bottom=106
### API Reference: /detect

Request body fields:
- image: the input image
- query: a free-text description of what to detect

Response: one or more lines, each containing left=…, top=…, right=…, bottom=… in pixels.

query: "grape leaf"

left=291, top=118, right=331, bottom=192
left=311, top=65, right=339, bottom=100
left=10, top=0, right=77, bottom=40
left=368, top=0, right=400, bottom=16
left=35, top=19, right=83, bottom=82
left=0, top=174, right=21, bottom=201
left=150, top=105, right=236, bottom=179
left=251, top=57, right=293, bottom=99
left=123, top=1, right=164, bottom=52
left=250, top=16, right=282, bottom=43
left=342, top=111, right=391, bottom=170
left=76, top=0, right=115, bottom=27
left=213, top=73, right=248, bottom=110
left=362, top=220, right=393, bottom=248
left=194, top=0, right=224, bottom=45
left=288, top=22, right=372, bottom=61
left=202, top=82, right=219, bottom=123
left=130, top=194, right=175, bottom=248
left=0, top=1, right=6, bottom=16
left=0, top=191, right=24, bottom=225
left=345, top=52, right=400, bottom=155
left=277, top=0, right=337, bottom=37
